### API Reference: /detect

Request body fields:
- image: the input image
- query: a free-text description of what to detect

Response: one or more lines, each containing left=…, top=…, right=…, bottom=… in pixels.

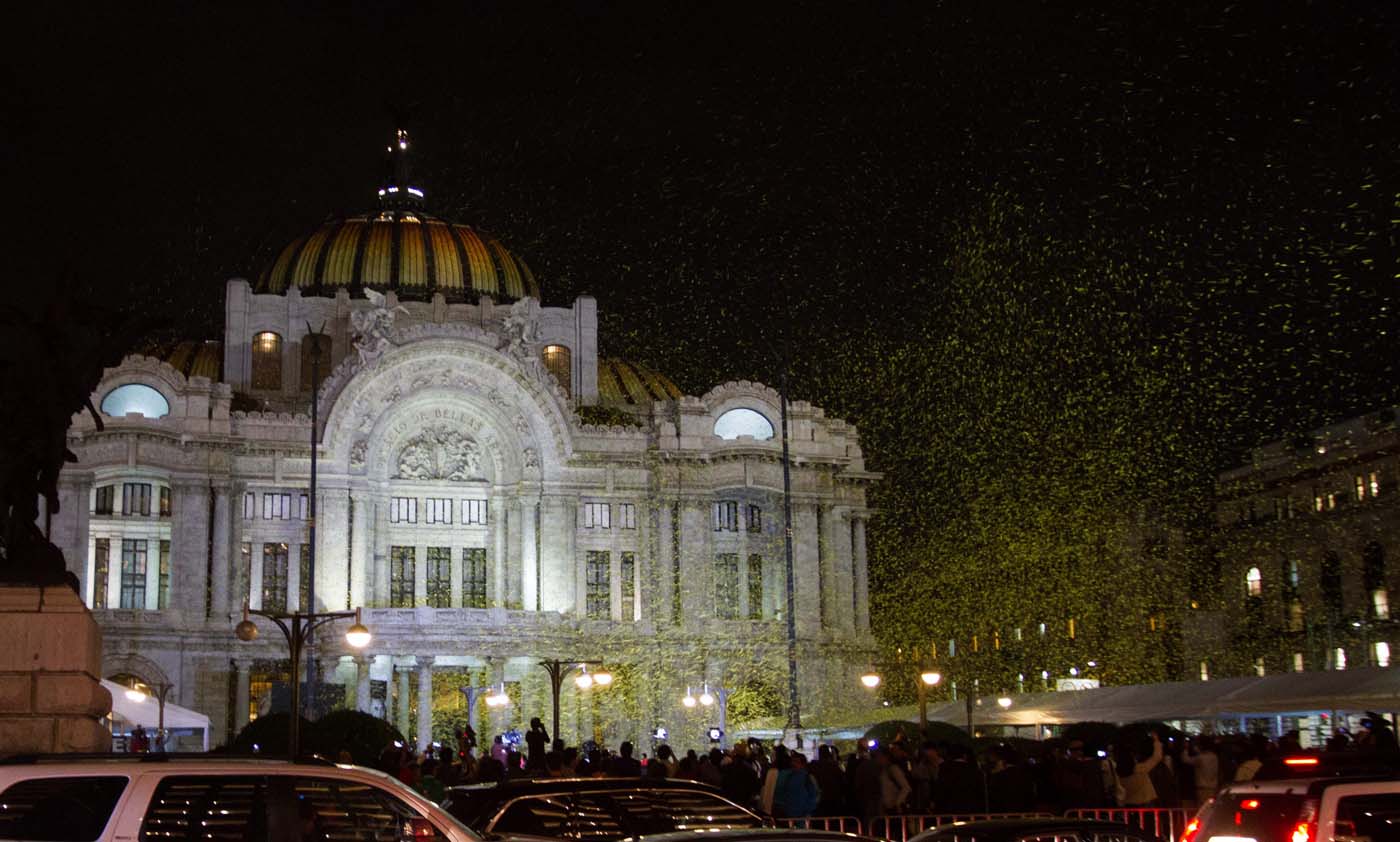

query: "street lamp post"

left=694, top=683, right=730, bottom=745
left=537, top=659, right=610, bottom=742
left=236, top=603, right=370, bottom=758
left=778, top=371, right=801, bottom=745
left=918, top=671, right=942, bottom=731
left=124, top=680, right=174, bottom=751
left=302, top=321, right=327, bottom=714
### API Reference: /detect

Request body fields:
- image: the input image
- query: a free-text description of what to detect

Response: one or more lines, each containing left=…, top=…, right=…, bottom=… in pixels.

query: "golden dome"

left=598, top=358, right=683, bottom=407
left=256, top=212, right=540, bottom=301
left=138, top=339, right=223, bottom=380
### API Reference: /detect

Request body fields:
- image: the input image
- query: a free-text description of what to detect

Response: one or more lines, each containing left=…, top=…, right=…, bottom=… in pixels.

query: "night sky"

left=8, top=0, right=1399, bottom=469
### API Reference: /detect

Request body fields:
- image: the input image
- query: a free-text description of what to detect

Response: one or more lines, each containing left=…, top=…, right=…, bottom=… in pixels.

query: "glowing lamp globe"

left=125, top=688, right=147, bottom=703
left=593, top=671, right=613, bottom=687
left=860, top=673, right=881, bottom=689
left=699, top=690, right=715, bottom=706
left=682, top=693, right=698, bottom=708
left=997, top=697, right=1013, bottom=709
left=345, top=623, right=371, bottom=648
left=921, top=671, right=942, bottom=686
left=575, top=673, right=594, bottom=690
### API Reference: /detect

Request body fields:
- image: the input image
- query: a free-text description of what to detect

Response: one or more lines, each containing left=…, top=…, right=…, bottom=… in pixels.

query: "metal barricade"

left=869, top=813, right=1056, bottom=842
left=774, top=816, right=865, bottom=834
left=1064, top=807, right=1194, bottom=842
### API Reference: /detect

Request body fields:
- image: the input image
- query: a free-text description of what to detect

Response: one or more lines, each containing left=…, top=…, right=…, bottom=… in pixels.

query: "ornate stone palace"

left=49, top=133, right=878, bottom=749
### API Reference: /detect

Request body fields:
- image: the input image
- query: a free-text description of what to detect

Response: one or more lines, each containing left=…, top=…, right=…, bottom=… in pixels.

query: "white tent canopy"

left=916, top=668, right=1400, bottom=728
left=102, top=679, right=212, bottom=750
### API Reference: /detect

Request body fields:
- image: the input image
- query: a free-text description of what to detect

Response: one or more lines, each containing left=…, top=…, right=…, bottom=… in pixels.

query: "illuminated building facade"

left=50, top=133, right=878, bottom=748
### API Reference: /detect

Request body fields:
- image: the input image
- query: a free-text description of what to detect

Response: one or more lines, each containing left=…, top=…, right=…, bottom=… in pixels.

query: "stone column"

left=230, top=484, right=249, bottom=611
left=210, top=483, right=232, bottom=618
left=520, top=497, right=538, bottom=611
left=416, top=656, right=435, bottom=751
left=317, top=489, right=350, bottom=611
left=827, top=506, right=855, bottom=632
left=852, top=516, right=871, bottom=632
left=678, top=501, right=711, bottom=630
left=792, top=504, right=822, bottom=636
left=173, top=480, right=211, bottom=617
left=655, top=502, right=675, bottom=625
left=355, top=655, right=372, bottom=714
left=233, top=658, right=252, bottom=733
left=382, top=659, right=395, bottom=724
left=396, top=662, right=411, bottom=738
left=540, top=496, right=576, bottom=614
left=349, top=488, right=371, bottom=607
left=490, top=494, right=507, bottom=607
left=373, top=493, right=392, bottom=605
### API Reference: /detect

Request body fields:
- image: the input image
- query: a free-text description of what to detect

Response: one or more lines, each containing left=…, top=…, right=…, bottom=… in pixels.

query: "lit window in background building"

left=1334, top=647, right=1347, bottom=670
left=1293, top=652, right=1305, bottom=672
left=1067, top=618, right=1076, bottom=639
left=1254, top=656, right=1266, bottom=676
left=541, top=344, right=572, bottom=399
left=1375, top=589, right=1391, bottom=620
left=251, top=331, right=282, bottom=390
left=1199, top=660, right=1210, bottom=681
left=1246, top=566, right=1263, bottom=597
left=1372, top=471, right=1383, bottom=497
left=1356, top=475, right=1368, bottom=501
left=1374, top=641, right=1391, bottom=668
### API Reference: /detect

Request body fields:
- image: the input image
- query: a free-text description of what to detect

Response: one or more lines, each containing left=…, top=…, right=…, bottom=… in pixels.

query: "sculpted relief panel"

left=396, top=427, right=485, bottom=482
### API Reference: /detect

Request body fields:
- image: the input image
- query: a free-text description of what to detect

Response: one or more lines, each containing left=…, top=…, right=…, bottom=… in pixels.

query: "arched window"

left=300, top=333, right=332, bottom=392
left=541, top=344, right=572, bottom=399
left=251, top=331, right=283, bottom=391
left=714, top=407, right=775, bottom=440
left=100, top=384, right=169, bottom=418
left=1245, top=567, right=1263, bottom=597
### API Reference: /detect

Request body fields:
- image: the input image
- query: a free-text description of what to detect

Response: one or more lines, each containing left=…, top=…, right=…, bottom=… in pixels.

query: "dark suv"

left=1183, top=767, right=1400, bottom=842
left=441, top=777, right=763, bottom=839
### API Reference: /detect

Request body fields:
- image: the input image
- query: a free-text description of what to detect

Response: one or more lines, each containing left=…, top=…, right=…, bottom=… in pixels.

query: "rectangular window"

left=157, top=540, right=171, bottom=609
left=948, top=639, right=956, bottom=657
left=426, top=547, right=451, bottom=607
left=1254, top=656, right=1266, bottom=677
left=1374, top=588, right=1390, bottom=620
left=1356, top=475, right=1368, bottom=502
left=262, top=492, right=291, bottom=520
left=261, top=543, right=288, bottom=611
left=1293, top=652, right=1305, bottom=672
left=119, top=539, right=147, bottom=609
left=619, top=503, right=637, bottom=530
left=93, top=538, right=110, bottom=609
left=583, top=502, right=611, bottom=529
left=298, top=544, right=311, bottom=611
left=714, top=552, right=739, bottom=619
left=586, top=550, right=611, bottom=619
left=1335, top=647, right=1348, bottom=670
left=94, top=485, right=115, bottom=515
left=1372, top=471, right=1383, bottom=497
left=713, top=501, right=738, bottom=532
left=122, top=483, right=152, bottom=516
left=389, top=546, right=415, bottom=607
left=389, top=497, right=417, bottom=524
left=298, top=493, right=309, bottom=520
left=1328, top=491, right=1338, bottom=510
left=1314, top=491, right=1325, bottom=512
left=425, top=498, right=452, bottom=525
left=1375, top=641, right=1392, bottom=668
left=620, top=552, right=636, bottom=622
left=747, top=505, right=762, bottom=533
left=462, top=499, right=488, bottom=525
left=747, top=553, right=763, bottom=620
left=242, top=491, right=255, bottom=519
left=1068, top=617, right=1077, bottom=639
left=159, top=486, right=172, bottom=517
left=463, top=547, right=487, bottom=608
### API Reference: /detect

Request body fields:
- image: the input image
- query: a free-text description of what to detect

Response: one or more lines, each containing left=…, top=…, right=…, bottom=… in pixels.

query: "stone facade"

left=59, top=279, right=877, bottom=750
left=1200, top=407, right=1400, bottom=679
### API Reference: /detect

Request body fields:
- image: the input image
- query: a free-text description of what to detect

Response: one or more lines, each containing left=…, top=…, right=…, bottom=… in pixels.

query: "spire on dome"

left=377, top=128, right=425, bottom=209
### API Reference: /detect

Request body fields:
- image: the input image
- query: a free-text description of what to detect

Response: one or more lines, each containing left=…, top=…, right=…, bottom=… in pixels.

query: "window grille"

left=426, top=547, right=451, bottom=607
left=583, top=502, right=611, bottom=529
left=390, top=546, right=415, bottom=607
left=620, top=552, right=636, bottom=622
left=390, top=497, right=418, bottom=524
left=462, top=499, right=488, bottom=525
left=586, top=551, right=610, bottom=619
left=122, top=483, right=152, bottom=516
left=261, top=543, right=288, bottom=611
left=713, top=501, right=738, bottom=532
left=119, top=539, right=147, bottom=609
left=463, top=547, right=487, bottom=608
left=714, top=553, right=739, bottom=619
left=93, top=538, right=110, bottom=609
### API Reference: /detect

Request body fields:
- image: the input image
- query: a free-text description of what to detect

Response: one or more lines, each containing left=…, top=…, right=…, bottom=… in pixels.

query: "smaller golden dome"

left=598, top=358, right=683, bottom=407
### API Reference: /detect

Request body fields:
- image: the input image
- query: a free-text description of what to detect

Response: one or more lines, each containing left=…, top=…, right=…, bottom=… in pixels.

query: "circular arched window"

left=100, top=384, right=170, bottom=419
left=714, top=408, right=775, bottom=440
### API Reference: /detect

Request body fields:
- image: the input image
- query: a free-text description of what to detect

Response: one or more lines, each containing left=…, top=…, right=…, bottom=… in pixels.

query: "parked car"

left=1252, top=751, right=1400, bottom=781
left=0, top=754, right=481, bottom=842
left=628, top=829, right=886, bottom=842
left=909, top=818, right=1164, bottom=842
left=441, top=776, right=763, bottom=839
left=1182, top=772, right=1400, bottom=842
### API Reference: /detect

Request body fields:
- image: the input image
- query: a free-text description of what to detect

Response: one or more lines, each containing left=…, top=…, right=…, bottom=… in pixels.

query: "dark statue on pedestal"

left=0, top=279, right=140, bottom=587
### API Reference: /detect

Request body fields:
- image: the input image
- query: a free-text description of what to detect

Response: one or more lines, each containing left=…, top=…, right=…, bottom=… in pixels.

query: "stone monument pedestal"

left=0, top=585, right=111, bottom=754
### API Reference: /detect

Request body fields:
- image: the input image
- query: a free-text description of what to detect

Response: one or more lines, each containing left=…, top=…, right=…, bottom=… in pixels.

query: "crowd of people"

left=368, top=713, right=1400, bottom=821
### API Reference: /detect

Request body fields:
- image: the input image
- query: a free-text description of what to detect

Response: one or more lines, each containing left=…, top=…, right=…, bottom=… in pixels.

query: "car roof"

left=629, top=830, right=880, bottom=842
left=447, top=776, right=724, bottom=795
left=913, top=819, right=1161, bottom=840
left=1221, top=773, right=1400, bottom=798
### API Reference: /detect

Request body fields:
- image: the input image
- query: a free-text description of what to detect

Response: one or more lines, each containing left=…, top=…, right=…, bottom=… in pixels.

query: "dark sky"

left=7, top=1, right=1399, bottom=455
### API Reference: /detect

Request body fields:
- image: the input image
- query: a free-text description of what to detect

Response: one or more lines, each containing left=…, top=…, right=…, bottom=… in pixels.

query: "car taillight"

left=1284, top=757, right=1320, bottom=767
left=1180, top=817, right=1203, bottom=842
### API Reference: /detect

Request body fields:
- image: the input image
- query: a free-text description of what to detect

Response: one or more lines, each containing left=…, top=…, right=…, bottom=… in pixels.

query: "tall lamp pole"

left=779, top=371, right=801, bottom=743
left=303, top=322, right=326, bottom=716
left=236, top=604, right=370, bottom=758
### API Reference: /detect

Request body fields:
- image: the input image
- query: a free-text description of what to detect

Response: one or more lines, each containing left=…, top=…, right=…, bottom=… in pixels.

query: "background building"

left=1200, top=407, right=1399, bottom=680
left=48, top=135, right=877, bottom=749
